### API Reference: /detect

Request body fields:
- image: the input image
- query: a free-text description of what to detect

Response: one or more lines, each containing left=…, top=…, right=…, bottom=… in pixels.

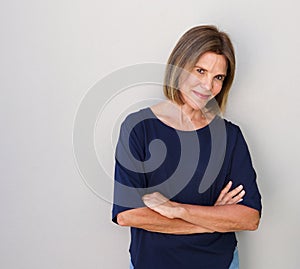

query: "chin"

left=186, top=98, right=207, bottom=111
left=180, top=93, right=206, bottom=110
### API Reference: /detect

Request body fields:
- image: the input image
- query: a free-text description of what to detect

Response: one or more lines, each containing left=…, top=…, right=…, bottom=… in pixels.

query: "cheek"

left=212, top=83, right=223, bottom=96
left=187, top=75, right=200, bottom=86
left=179, top=75, right=199, bottom=91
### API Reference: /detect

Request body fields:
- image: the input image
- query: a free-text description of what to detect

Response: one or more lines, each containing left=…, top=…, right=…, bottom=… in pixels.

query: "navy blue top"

left=112, top=107, right=262, bottom=269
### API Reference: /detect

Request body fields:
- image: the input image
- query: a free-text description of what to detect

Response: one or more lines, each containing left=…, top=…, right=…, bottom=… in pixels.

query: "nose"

left=200, top=76, right=213, bottom=92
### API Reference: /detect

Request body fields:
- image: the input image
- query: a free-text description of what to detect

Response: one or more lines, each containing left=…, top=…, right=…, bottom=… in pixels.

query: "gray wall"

left=1, top=0, right=299, bottom=268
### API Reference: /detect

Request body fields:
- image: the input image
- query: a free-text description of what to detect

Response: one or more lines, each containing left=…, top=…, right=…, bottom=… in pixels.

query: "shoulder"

left=222, top=118, right=253, bottom=152
left=223, top=118, right=240, bottom=132
left=121, top=107, right=151, bottom=128
left=221, top=117, right=244, bottom=141
left=119, top=107, right=153, bottom=140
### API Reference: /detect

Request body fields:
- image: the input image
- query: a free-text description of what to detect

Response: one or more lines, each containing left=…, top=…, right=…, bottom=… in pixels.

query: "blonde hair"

left=163, top=25, right=236, bottom=113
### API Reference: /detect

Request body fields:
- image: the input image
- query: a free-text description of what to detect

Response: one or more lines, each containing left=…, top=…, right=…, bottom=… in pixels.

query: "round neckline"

left=145, top=107, right=219, bottom=133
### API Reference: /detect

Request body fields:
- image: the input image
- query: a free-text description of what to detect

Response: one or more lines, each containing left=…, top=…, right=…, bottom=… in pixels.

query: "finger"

left=216, top=181, right=232, bottom=203
left=142, top=194, right=152, bottom=203
left=218, top=183, right=241, bottom=204
left=142, top=193, right=168, bottom=207
left=142, top=194, right=158, bottom=207
left=228, top=190, right=246, bottom=204
left=221, top=185, right=244, bottom=204
left=148, top=192, right=169, bottom=202
left=142, top=196, right=155, bottom=208
left=222, top=181, right=233, bottom=193
left=227, top=184, right=244, bottom=199
left=143, top=192, right=162, bottom=202
left=236, top=189, right=246, bottom=199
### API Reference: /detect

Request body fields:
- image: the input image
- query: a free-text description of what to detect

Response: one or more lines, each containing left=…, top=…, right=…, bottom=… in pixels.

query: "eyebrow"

left=195, top=65, right=227, bottom=76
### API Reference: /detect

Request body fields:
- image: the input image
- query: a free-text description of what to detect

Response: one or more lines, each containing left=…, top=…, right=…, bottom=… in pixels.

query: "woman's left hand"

left=214, top=181, right=245, bottom=206
left=142, top=192, right=180, bottom=219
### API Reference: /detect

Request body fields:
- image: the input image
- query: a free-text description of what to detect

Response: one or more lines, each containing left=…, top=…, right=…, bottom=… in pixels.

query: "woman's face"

left=179, top=52, right=227, bottom=110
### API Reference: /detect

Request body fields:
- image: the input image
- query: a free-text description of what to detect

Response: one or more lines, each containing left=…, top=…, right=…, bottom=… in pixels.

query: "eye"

left=196, top=68, right=205, bottom=74
left=215, top=75, right=225, bottom=81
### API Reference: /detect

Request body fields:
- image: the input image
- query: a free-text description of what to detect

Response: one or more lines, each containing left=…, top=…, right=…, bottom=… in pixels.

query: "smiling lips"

left=192, top=90, right=211, bottom=99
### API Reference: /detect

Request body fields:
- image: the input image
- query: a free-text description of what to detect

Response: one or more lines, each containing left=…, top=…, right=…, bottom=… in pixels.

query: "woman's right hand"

left=214, top=181, right=245, bottom=206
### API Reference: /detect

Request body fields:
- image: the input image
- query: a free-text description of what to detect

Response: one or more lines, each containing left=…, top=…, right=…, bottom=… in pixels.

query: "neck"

left=179, top=103, right=206, bottom=122
left=166, top=100, right=207, bottom=126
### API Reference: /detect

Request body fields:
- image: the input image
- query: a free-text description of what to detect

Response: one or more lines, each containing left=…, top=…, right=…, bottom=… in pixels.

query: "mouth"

left=192, top=90, right=211, bottom=100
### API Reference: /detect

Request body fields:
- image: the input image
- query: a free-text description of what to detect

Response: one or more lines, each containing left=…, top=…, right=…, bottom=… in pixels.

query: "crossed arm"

left=117, top=181, right=260, bottom=234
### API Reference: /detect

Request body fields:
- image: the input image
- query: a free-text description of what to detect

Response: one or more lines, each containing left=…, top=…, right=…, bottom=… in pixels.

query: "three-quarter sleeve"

left=228, top=126, right=262, bottom=215
left=112, top=116, right=147, bottom=224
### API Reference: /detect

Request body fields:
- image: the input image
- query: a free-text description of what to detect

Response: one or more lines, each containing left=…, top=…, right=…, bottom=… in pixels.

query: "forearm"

left=177, top=204, right=260, bottom=232
left=117, top=207, right=214, bottom=234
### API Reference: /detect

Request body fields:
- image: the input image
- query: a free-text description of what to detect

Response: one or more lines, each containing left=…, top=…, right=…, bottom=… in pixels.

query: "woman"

left=112, top=25, right=262, bottom=269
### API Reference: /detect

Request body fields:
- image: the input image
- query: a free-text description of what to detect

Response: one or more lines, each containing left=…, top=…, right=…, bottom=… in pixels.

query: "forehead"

left=195, top=52, right=227, bottom=73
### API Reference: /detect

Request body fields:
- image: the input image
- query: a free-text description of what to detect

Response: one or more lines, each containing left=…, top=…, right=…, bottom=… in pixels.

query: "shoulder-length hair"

left=163, top=25, right=236, bottom=114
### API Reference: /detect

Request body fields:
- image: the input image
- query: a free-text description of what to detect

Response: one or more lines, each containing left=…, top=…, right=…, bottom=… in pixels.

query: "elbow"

left=240, top=207, right=261, bottom=231
left=246, top=213, right=261, bottom=231
left=248, top=223, right=259, bottom=231
left=117, top=212, right=127, bottom=226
